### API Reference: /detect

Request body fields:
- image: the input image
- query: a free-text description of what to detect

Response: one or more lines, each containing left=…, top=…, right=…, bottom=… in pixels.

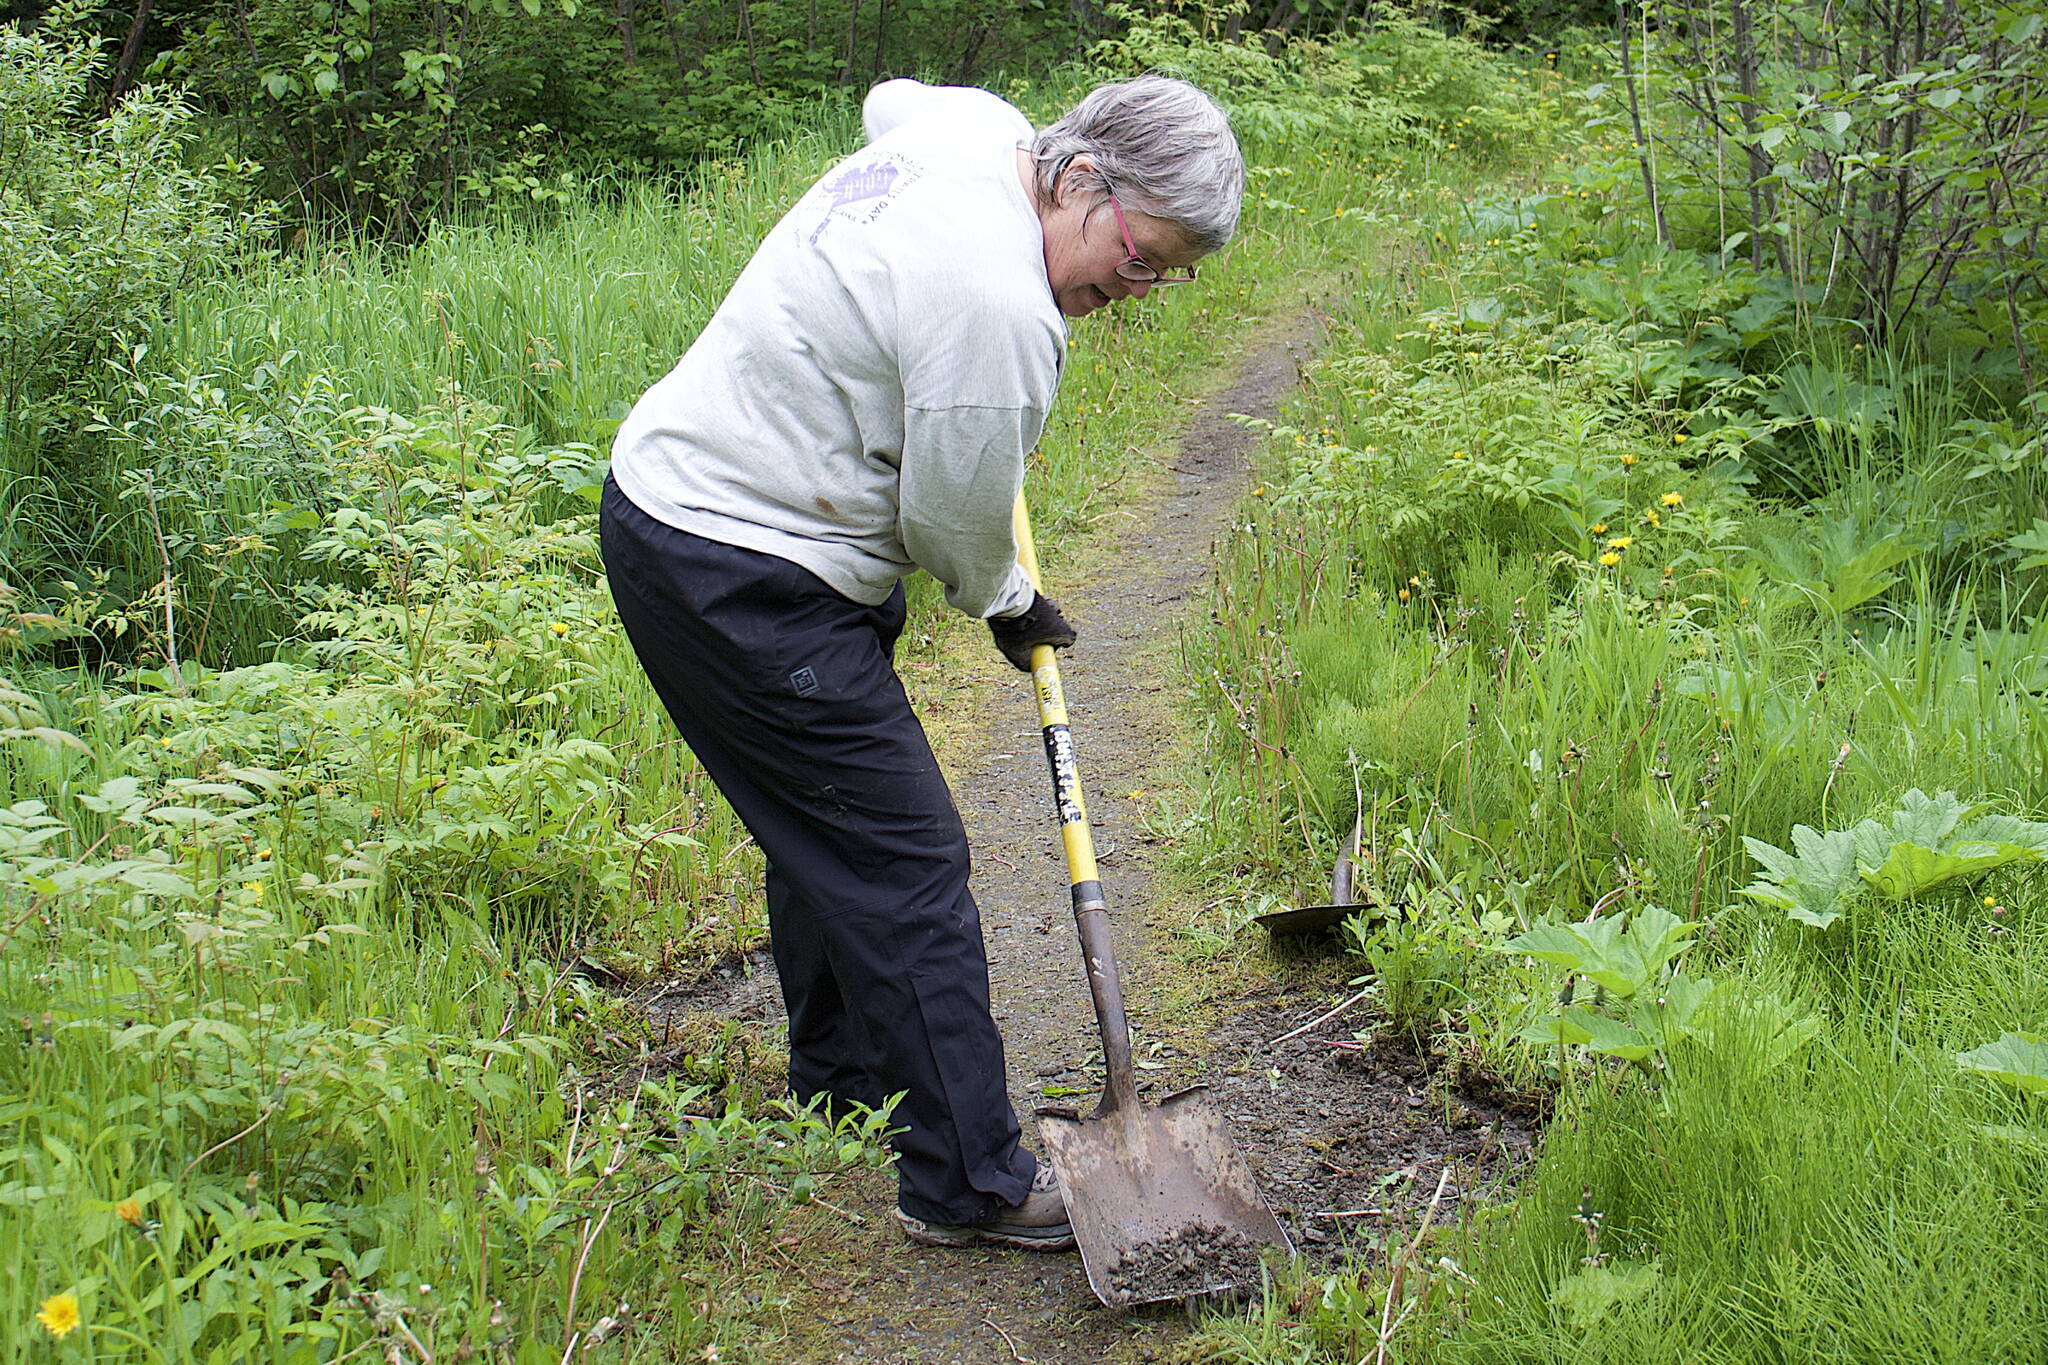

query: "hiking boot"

left=894, top=1162, right=1075, bottom=1252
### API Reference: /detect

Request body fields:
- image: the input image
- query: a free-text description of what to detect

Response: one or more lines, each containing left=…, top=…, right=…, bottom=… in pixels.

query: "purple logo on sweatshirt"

left=808, top=152, right=921, bottom=245
left=825, top=162, right=898, bottom=208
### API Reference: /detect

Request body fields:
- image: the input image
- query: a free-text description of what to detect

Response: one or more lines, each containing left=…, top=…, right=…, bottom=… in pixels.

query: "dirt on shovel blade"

left=1105, top=1222, right=1270, bottom=1302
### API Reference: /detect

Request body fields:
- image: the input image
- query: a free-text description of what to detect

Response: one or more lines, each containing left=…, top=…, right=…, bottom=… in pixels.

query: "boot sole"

left=894, top=1210, right=1076, bottom=1252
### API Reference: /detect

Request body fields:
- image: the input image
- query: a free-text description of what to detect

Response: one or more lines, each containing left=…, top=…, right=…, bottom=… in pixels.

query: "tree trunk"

left=105, top=0, right=155, bottom=112
left=659, top=0, right=694, bottom=84
left=738, top=0, right=760, bottom=83
left=616, top=0, right=638, bottom=65
left=1729, top=0, right=1776, bottom=270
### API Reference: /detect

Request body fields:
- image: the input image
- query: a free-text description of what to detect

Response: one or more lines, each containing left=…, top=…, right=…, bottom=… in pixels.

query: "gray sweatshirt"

left=610, top=81, right=1065, bottom=619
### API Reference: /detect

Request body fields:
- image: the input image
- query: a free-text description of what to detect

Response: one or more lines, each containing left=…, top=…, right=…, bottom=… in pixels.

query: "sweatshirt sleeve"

left=898, top=404, right=1043, bottom=619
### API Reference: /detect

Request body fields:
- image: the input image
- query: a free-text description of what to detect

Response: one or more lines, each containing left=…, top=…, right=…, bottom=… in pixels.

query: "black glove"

left=988, top=592, right=1077, bottom=671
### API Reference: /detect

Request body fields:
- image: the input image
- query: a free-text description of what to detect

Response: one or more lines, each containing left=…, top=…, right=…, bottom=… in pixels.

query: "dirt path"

left=637, top=313, right=1543, bottom=1364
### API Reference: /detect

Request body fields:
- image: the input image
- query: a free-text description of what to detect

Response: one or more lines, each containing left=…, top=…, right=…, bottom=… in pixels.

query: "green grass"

left=1175, top=119, right=2048, bottom=1365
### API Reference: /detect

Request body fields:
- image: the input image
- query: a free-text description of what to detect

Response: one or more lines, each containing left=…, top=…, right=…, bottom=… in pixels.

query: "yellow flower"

left=1606, top=536, right=1634, bottom=550
left=36, top=1293, right=80, bottom=1339
left=1398, top=588, right=1412, bottom=602
left=1408, top=576, right=1422, bottom=587
left=243, top=882, right=263, bottom=903
left=1252, top=485, right=1269, bottom=498
left=116, top=1197, right=143, bottom=1226
left=1661, top=491, right=1684, bottom=507
left=1672, top=433, right=1689, bottom=444
left=1646, top=510, right=1663, bottom=528
left=1590, top=523, right=1609, bottom=535
left=1599, top=552, right=1621, bottom=567
left=550, top=622, right=570, bottom=637
left=1621, top=453, right=1638, bottom=467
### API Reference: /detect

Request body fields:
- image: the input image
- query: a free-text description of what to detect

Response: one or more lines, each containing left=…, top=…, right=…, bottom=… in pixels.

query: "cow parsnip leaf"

left=1957, top=1032, right=2048, bottom=1095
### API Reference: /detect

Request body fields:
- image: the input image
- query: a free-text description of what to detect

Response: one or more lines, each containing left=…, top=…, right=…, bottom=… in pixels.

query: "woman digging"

left=600, top=75, right=1243, bottom=1251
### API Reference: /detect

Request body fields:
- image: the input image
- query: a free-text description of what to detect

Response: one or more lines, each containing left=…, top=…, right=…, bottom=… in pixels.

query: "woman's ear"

left=1054, top=153, right=1096, bottom=207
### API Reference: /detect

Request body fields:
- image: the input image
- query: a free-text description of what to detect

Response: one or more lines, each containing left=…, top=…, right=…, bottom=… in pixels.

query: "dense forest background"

left=3, top=0, right=1596, bottom=233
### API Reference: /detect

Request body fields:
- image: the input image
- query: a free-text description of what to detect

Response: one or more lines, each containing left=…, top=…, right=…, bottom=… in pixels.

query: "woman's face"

left=1033, top=156, right=1206, bottom=318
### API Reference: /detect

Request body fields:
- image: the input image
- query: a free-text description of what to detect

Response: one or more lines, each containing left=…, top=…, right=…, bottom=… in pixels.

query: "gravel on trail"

left=627, top=312, right=1545, bottom=1364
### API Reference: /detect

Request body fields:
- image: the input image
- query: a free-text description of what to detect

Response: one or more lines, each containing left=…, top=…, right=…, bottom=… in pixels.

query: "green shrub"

left=0, top=29, right=260, bottom=601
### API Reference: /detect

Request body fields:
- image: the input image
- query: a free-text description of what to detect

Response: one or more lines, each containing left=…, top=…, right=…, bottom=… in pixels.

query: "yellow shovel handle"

left=1011, top=494, right=1136, bottom=1112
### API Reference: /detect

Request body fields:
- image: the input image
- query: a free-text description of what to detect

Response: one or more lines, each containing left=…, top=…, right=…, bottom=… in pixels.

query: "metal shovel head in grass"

left=1013, top=496, right=1293, bottom=1308
left=1255, top=813, right=1386, bottom=938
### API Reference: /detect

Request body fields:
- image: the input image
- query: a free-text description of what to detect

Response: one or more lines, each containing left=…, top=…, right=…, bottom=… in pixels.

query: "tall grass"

left=1178, top=126, right=2048, bottom=1365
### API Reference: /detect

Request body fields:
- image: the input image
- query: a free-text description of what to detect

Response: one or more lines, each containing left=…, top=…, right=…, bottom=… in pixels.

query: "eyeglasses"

left=1106, top=192, right=1197, bottom=287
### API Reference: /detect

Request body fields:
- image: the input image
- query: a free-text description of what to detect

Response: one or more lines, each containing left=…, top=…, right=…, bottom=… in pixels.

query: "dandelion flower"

left=116, top=1197, right=143, bottom=1226
left=1599, top=552, right=1621, bottom=568
left=1646, top=510, right=1662, bottom=527
left=1621, top=453, right=1638, bottom=467
left=1661, top=492, right=1684, bottom=507
left=1408, top=576, right=1422, bottom=587
left=36, top=1293, right=80, bottom=1340
left=1398, top=588, right=1412, bottom=602
left=1606, top=536, right=1633, bottom=550
left=1590, top=523, right=1609, bottom=535
left=1672, top=433, right=1689, bottom=444
left=550, top=622, right=570, bottom=637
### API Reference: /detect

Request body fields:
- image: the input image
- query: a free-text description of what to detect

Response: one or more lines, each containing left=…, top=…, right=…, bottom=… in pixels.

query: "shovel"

left=1254, top=813, right=1379, bottom=938
left=1011, top=495, right=1293, bottom=1308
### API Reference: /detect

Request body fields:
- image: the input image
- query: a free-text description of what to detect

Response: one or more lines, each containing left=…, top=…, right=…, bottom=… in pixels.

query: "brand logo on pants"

left=789, top=666, right=820, bottom=697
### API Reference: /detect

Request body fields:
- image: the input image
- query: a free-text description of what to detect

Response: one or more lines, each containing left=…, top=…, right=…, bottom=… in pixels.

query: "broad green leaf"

left=1739, top=826, right=1859, bottom=927
left=1885, top=788, right=1974, bottom=847
left=1998, top=11, right=2045, bottom=42
left=1550, top=1261, right=1661, bottom=1327
left=1499, top=906, right=1696, bottom=998
left=1957, top=1032, right=2048, bottom=1095
left=2006, top=518, right=2048, bottom=571
left=1567, top=1008, right=1654, bottom=1062
left=1520, top=1014, right=1594, bottom=1048
left=1963, top=812, right=2048, bottom=855
left=1861, top=842, right=2011, bottom=898
left=1500, top=921, right=1607, bottom=972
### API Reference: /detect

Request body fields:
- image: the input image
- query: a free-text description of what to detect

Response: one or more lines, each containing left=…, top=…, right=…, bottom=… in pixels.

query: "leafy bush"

left=0, top=30, right=259, bottom=582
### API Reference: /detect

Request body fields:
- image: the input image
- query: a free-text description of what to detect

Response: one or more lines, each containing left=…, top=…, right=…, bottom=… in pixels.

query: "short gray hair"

left=1032, top=76, right=1244, bottom=252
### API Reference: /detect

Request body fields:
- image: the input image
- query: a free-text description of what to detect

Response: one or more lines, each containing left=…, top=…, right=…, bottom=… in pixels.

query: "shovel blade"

left=1039, top=1087, right=1293, bottom=1307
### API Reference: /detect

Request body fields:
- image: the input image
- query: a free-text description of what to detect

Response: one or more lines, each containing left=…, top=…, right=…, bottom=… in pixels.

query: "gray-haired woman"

left=600, top=75, right=1243, bottom=1251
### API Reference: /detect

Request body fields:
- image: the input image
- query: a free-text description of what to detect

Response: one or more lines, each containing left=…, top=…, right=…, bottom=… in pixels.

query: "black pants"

left=599, top=476, right=1034, bottom=1223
